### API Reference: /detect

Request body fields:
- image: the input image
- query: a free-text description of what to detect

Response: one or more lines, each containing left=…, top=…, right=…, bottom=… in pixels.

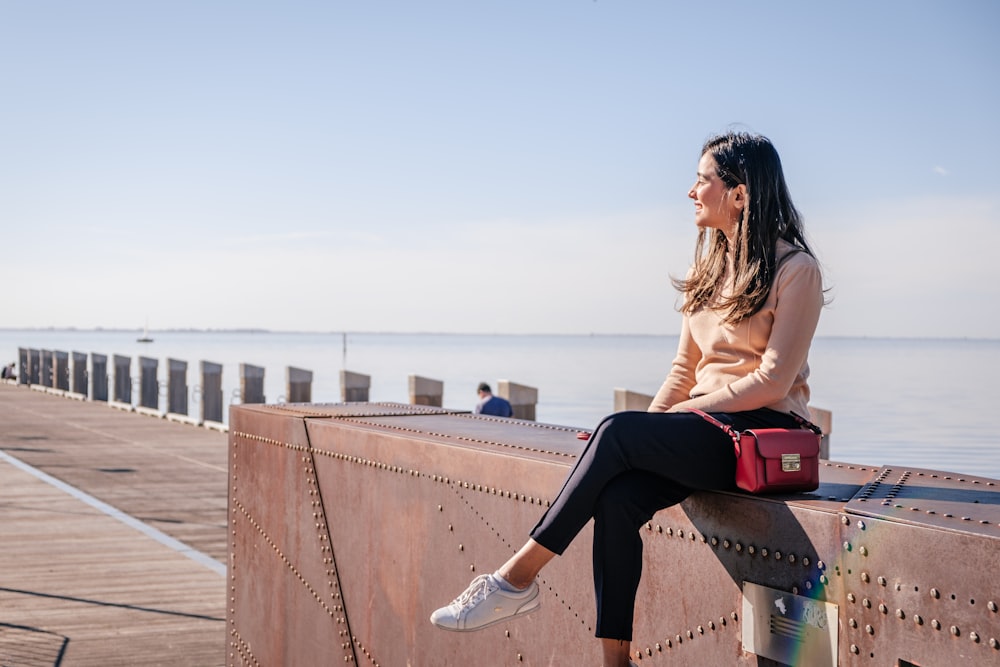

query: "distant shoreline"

left=0, top=327, right=996, bottom=343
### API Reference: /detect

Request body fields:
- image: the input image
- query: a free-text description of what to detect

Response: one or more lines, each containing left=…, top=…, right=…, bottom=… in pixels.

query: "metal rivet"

left=848, top=593, right=856, bottom=603
left=843, top=541, right=852, bottom=552
left=849, top=618, right=858, bottom=628
left=896, top=609, right=905, bottom=619
left=863, top=598, right=872, bottom=609
left=735, top=543, right=743, bottom=552
left=866, top=624, right=875, bottom=635
left=932, top=619, right=941, bottom=630
left=788, top=554, right=796, bottom=564
left=857, top=520, right=866, bottom=530
left=748, top=545, right=756, bottom=555
left=914, top=615, right=923, bottom=625
left=951, top=626, right=960, bottom=637
left=774, top=551, right=782, bottom=560
left=859, top=546, right=868, bottom=557
left=861, top=572, right=870, bottom=583
left=931, top=588, right=940, bottom=599
left=989, top=637, right=998, bottom=649
left=842, top=516, right=850, bottom=525
left=850, top=644, right=859, bottom=654
left=879, top=603, right=888, bottom=614
left=877, top=576, right=887, bottom=586
left=970, top=632, right=980, bottom=643
left=723, top=540, right=731, bottom=549
left=802, top=556, right=810, bottom=567
left=989, top=601, right=998, bottom=612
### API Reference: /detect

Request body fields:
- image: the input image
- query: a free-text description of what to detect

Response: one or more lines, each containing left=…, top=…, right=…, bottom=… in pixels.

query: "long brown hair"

left=673, top=131, right=816, bottom=324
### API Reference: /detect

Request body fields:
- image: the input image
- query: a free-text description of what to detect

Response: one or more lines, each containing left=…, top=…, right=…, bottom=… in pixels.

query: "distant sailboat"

left=137, top=322, right=154, bottom=343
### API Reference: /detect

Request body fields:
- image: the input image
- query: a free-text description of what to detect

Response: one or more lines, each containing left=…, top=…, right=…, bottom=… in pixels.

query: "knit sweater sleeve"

left=648, top=314, right=700, bottom=412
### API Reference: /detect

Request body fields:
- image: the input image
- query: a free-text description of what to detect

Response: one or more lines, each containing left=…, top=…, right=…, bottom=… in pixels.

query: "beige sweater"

left=649, top=240, right=823, bottom=417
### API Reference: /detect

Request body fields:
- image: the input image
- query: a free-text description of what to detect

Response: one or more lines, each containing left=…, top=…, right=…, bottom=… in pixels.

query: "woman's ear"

left=731, top=183, right=748, bottom=211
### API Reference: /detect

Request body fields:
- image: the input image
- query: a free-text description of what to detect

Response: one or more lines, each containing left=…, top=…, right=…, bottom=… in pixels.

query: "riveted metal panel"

left=228, top=406, right=356, bottom=666
left=844, top=465, right=1000, bottom=539
left=228, top=403, right=1000, bottom=666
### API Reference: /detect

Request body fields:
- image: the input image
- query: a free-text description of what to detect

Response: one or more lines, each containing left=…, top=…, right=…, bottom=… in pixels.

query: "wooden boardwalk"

left=0, top=383, right=228, bottom=667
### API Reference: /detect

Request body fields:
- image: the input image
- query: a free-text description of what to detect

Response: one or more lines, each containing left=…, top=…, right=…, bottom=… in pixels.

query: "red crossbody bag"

left=688, top=409, right=823, bottom=494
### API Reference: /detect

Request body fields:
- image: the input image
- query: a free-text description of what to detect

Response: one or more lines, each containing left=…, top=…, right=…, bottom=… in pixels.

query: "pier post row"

left=227, top=401, right=1000, bottom=666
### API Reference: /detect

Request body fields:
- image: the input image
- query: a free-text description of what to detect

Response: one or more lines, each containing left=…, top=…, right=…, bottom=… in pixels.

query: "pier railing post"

left=613, top=388, right=653, bottom=412
left=201, top=361, right=223, bottom=424
left=28, top=349, right=40, bottom=385
left=71, top=351, right=88, bottom=398
left=17, top=347, right=29, bottom=385
left=54, top=350, right=70, bottom=391
left=200, top=361, right=224, bottom=426
left=408, top=374, right=443, bottom=407
left=498, top=380, right=537, bottom=421
left=167, top=359, right=189, bottom=417
left=138, top=357, right=159, bottom=414
left=39, top=349, right=53, bottom=388
left=91, top=353, right=108, bottom=401
left=286, top=366, right=313, bottom=404
left=808, top=406, right=833, bottom=459
left=112, top=354, right=132, bottom=406
left=340, top=370, right=370, bottom=402
left=239, top=363, right=266, bottom=404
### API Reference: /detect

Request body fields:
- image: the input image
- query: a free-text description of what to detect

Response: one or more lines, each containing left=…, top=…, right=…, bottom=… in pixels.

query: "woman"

left=430, top=131, right=825, bottom=667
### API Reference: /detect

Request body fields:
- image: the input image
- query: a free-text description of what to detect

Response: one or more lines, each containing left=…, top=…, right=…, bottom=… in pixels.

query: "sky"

left=1, top=1, right=998, bottom=338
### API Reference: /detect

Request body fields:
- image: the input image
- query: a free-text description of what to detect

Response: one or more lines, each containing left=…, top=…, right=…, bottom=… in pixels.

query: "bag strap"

left=790, top=411, right=824, bottom=435
left=687, top=408, right=742, bottom=456
left=687, top=408, right=824, bottom=456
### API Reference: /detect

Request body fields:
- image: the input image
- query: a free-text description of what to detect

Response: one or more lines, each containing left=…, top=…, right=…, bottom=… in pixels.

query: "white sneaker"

left=430, top=573, right=540, bottom=631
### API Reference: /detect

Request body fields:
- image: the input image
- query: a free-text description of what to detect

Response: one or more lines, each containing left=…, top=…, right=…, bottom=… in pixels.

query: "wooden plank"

left=0, top=384, right=226, bottom=666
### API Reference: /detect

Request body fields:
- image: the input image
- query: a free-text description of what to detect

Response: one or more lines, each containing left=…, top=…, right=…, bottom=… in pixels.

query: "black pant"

left=528, top=408, right=799, bottom=640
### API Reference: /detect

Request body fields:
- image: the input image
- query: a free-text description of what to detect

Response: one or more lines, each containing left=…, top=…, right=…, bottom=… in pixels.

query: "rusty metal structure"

left=227, top=403, right=1000, bottom=666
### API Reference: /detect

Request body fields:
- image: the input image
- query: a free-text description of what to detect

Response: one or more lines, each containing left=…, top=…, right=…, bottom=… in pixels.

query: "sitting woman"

left=430, top=130, right=825, bottom=667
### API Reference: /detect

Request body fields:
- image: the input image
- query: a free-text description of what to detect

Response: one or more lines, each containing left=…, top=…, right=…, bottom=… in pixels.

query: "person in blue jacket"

left=473, top=382, right=513, bottom=417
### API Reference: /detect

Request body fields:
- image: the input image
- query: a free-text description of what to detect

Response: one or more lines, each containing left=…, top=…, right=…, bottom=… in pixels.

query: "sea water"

left=2, top=330, right=998, bottom=480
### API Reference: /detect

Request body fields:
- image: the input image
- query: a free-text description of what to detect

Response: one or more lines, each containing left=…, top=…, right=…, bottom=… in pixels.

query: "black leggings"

left=528, top=408, right=800, bottom=640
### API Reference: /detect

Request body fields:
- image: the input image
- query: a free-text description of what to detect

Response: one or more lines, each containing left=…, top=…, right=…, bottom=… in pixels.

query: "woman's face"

left=688, top=152, right=742, bottom=238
